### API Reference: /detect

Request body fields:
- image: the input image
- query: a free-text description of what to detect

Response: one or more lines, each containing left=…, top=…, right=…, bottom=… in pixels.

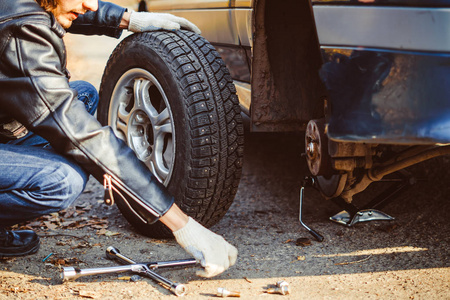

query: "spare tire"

left=98, top=30, right=244, bottom=238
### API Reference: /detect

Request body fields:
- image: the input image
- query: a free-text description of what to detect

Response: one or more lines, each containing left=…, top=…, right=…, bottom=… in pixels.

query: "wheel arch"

left=250, top=0, right=326, bottom=132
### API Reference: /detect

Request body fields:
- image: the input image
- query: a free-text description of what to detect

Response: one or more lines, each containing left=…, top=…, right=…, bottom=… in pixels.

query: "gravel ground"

left=1, top=1, right=449, bottom=299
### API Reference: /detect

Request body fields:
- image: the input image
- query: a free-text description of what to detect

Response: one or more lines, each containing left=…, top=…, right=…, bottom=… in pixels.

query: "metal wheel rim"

left=108, top=68, right=175, bottom=185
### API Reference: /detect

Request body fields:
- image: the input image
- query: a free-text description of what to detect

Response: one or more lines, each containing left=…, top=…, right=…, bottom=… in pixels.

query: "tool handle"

left=149, top=258, right=197, bottom=269
left=140, top=267, right=187, bottom=296
left=299, top=184, right=325, bottom=242
left=107, top=246, right=197, bottom=270
left=106, top=246, right=136, bottom=264
left=308, top=229, right=324, bottom=242
left=61, top=265, right=137, bottom=281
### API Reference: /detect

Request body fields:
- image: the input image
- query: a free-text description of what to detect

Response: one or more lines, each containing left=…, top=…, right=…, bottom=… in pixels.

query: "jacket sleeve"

left=0, top=15, right=174, bottom=224
left=67, top=1, right=126, bottom=38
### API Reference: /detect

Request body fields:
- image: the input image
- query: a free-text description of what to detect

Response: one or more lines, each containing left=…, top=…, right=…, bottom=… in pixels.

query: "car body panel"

left=144, top=1, right=252, bottom=46
left=311, top=0, right=450, bottom=7
left=320, top=49, right=450, bottom=144
left=146, top=0, right=252, bottom=10
left=313, top=6, right=450, bottom=53
left=313, top=3, right=450, bottom=144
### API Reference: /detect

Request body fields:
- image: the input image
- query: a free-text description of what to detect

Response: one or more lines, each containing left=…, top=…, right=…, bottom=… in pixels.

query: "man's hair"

left=36, top=0, right=58, bottom=11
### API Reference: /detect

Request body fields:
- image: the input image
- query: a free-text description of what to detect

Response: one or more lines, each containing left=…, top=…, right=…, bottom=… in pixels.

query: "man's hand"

left=173, top=217, right=238, bottom=278
left=127, top=11, right=201, bottom=34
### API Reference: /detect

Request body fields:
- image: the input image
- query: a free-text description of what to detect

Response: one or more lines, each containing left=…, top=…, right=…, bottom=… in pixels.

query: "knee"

left=35, top=162, right=89, bottom=212
left=69, top=80, right=99, bottom=115
left=54, top=164, right=88, bottom=210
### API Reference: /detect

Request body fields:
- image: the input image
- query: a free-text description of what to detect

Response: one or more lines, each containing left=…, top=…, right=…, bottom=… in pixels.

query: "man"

left=0, top=0, right=237, bottom=278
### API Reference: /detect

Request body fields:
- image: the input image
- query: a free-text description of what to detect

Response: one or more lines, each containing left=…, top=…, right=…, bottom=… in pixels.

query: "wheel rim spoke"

left=109, top=68, right=175, bottom=185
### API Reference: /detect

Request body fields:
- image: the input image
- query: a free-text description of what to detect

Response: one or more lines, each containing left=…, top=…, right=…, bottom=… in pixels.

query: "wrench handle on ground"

left=107, top=246, right=196, bottom=269
left=62, top=264, right=187, bottom=296
left=150, top=258, right=197, bottom=269
left=62, top=264, right=143, bottom=281
left=106, top=246, right=188, bottom=296
left=140, top=266, right=187, bottom=296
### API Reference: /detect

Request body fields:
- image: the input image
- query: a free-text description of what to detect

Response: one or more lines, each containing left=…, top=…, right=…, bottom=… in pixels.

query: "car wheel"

left=98, top=30, right=244, bottom=238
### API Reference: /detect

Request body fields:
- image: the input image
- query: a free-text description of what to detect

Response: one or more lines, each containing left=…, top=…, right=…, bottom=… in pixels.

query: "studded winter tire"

left=98, top=30, right=244, bottom=238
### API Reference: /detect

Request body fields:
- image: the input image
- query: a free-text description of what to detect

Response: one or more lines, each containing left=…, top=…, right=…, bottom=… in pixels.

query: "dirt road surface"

left=1, top=2, right=449, bottom=299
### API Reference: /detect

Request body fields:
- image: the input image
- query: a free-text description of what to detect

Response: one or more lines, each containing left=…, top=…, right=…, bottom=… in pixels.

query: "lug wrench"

left=104, top=247, right=195, bottom=296
left=61, top=247, right=197, bottom=297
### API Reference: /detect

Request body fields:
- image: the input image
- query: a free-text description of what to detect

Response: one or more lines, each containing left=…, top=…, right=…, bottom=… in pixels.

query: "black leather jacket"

left=0, top=0, right=174, bottom=224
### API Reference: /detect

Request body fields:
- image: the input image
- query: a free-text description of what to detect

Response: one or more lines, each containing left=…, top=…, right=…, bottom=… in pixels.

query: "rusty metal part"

left=369, top=145, right=450, bottom=181
left=217, top=287, right=241, bottom=297
left=339, top=145, right=450, bottom=202
left=315, top=173, right=348, bottom=199
left=305, top=119, right=334, bottom=176
left=328, top=139, right=374, bottom=158
left=331, top=170, right=415, bottom=226
left=251, top=0, right=325, bottom=132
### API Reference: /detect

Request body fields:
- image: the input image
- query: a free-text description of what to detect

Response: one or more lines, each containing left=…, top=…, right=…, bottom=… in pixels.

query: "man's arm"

left=68, top=1, right=126, bottom=38
left=69, top=1, right=200, bottom=37
left=1, top=17, right=173, bottom=225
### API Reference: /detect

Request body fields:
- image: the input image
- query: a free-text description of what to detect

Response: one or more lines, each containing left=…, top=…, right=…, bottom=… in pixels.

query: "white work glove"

left=128, top=11, right=201, bottom=34
left=173, top=217, right=238, bottom=278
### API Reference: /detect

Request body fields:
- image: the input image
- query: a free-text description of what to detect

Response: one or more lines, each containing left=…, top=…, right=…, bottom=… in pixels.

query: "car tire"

left=98, top=30, right=244, bottom=238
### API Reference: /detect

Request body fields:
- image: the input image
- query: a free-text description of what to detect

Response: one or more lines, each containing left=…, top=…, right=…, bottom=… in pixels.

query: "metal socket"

left=217, top=287, right=241, bottom=297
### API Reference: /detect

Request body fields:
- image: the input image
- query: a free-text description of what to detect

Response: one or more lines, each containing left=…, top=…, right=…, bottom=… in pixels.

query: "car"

left=98, top=0, right=450, bottom=237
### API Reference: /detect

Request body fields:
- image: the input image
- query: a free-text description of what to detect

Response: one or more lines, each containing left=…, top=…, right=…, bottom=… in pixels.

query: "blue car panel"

left=312, top=2, right=450, bottom=144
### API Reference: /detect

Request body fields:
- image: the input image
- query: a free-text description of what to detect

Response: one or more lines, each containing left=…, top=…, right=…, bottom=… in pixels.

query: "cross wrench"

left=61, top=247, right=197, bottom=297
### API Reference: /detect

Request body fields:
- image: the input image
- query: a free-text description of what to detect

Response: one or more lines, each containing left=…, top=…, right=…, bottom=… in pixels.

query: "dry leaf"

left=104, top=230, right=120, bottom=237
left=73, top=290, right=101, bottom=299
left=295, top=238, right=312, bottom=247
left=90, top=224, right=107, bottom=229
left=117, top=276, right=132, bottom=280
left=96, top=228, right=107, bottom=235
left=43, top=221, right=57, bottom=230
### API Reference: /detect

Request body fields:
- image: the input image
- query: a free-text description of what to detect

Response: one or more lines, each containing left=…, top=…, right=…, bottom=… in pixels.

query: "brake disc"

left=305, top=119, right=333, bottom=176
left=315, top=173, right=347, bottom=198
left=305, top=119, right=346, bottom=198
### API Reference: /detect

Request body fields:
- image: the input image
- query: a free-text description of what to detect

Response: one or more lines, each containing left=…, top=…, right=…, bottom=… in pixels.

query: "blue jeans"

left=0, top=81, right=99, bottom=226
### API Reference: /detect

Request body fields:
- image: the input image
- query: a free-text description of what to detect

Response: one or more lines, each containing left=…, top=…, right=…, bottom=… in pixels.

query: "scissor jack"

left=299, top=170, right=418, bottom=239
left=329, top=171, right=417, bottom=227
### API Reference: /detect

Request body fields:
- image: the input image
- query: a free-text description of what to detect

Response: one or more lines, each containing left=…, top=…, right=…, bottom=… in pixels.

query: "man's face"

left=51, top=0, right=98, bottom=29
